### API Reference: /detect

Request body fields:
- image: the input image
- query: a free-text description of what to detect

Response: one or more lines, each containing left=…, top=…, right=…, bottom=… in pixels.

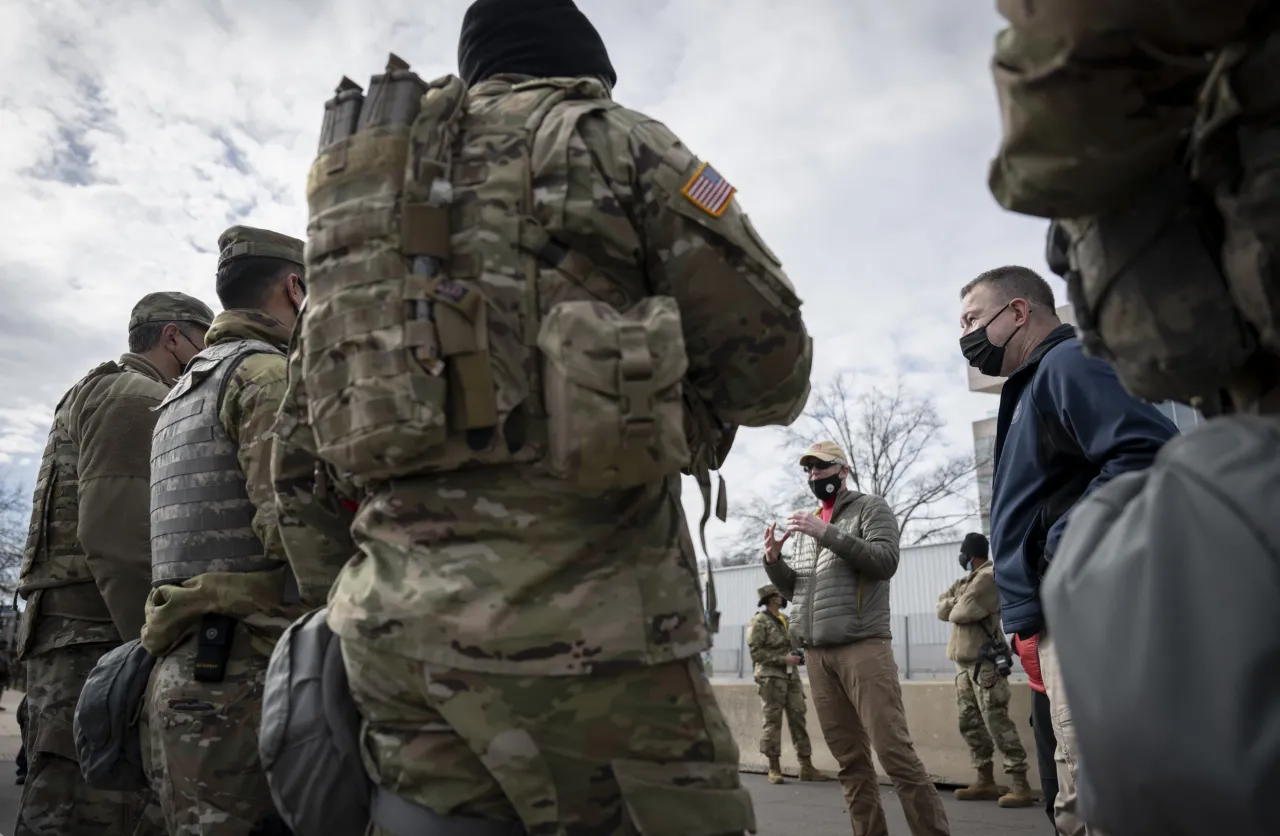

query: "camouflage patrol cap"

left=799, top=440, right=848, bottom=468
left=758, top=583, right=781, bottom=605
left=128, top=292, right=216, bottom=332
left=216, top=225, right=305, bottom=273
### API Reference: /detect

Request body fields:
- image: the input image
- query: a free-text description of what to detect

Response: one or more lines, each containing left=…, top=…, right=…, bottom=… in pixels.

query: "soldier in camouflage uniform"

left=747, top=584, right=829, bottom=785
left=269, top=301, right=360, bottom=610
left=138, top=227, right=307, bottom=836
left=987, top=4, right=1280, bottom=834
left=300, top=1, right=812, bottom=833
left=935, top=534, right=1031, bottom=808
left=16, top=292, right=214, bottom=836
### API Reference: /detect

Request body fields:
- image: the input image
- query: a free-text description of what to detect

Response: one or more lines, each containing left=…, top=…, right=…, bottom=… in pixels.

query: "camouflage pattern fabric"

left=955, top=662, right=1028, bottom=776
left=746, top=609, right=794, bottom=680
left=319, top=67, right=810, bottom=834
left=142, top=309, right=308, bottom=659
left=342, top=639, right=754, bottom=836
left=139, top=627, right=284, bottom=835
left=757, top=677, right=812, bottom=760
left=139, top=309, right=304, bottom=835
left=987, top=0, right=1259, bottom=219
left=17, top=642, right=161, bottom=835
left=269, top=305, right=358, bottom=609
left=747, top=611, right=811, bottom=758
left=325, top=73, right=811, bottom=676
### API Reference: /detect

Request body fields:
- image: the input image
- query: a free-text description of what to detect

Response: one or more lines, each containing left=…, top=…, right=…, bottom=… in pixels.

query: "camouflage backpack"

left=301, top=55, right=691, bottom=489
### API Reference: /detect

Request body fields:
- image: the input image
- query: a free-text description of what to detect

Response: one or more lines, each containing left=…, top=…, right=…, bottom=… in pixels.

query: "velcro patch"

left=681, top=162, right=735, bottom=217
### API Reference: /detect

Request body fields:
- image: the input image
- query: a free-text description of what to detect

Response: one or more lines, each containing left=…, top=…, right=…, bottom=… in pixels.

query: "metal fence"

left=704, top=612, right=1028, bottom=682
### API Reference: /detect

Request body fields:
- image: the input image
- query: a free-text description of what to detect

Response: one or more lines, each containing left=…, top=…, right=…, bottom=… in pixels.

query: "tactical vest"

left=18, top=362, right=123, bottom=595
left=150, top=339, right=286, bottom=586
left=300, top=56, right=692, bottom=491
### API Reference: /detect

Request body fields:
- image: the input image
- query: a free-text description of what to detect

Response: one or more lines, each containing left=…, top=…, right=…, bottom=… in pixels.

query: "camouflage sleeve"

left=586, top=109, right=812, bottom=429
left=221, top=354, right=290, bottom=564
left=72, top=381, right=167, bottom=641
left=988, top=0, right=1257, bottom=218
left=950, top=568, right=1000, bottom=625
left=270, top=336, right=357, bottom=608
left=746, top=615, right=789, bottom=668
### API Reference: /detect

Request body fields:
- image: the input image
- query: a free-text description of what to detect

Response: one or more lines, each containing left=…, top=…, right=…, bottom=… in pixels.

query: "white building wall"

left=709, top=539, right=967, bottom=629
left=705, top=540, right=977, bottom=679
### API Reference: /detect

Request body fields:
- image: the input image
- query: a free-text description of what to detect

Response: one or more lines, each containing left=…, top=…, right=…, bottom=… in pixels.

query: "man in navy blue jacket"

left=959, top=265, right=1175, bottom=836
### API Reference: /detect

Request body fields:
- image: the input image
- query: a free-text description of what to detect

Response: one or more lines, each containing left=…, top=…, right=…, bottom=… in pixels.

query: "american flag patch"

left=681, top=162, right=736, bottom=217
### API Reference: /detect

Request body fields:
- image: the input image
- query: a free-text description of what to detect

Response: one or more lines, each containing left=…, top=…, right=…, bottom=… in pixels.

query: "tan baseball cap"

left=799, top=440, right=848, bottom=468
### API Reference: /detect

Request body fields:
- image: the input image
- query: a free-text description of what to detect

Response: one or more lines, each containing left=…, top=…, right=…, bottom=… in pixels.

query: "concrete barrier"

left=712, top=678, right=1040, bottom=790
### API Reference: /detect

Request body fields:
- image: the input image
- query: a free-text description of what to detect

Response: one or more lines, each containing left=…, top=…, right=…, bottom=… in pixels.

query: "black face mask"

left=959, top=553, right=973, bottom=572
left=809, top=474, right=842, bottom=501
left=960, top=303, right=1019, bottom=377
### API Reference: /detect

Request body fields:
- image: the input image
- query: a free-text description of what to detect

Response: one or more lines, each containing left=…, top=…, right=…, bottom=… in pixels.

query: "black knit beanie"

left=960, top=532, right=990, bottom=560
left=457, top=0, right=617, bottom=87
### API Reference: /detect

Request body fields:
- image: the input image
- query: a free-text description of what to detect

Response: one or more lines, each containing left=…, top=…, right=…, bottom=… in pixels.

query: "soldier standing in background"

left=747, top=583, right=830, bottom=785
left=138, top=227, right=306, bottom=836
left=936, top=533, right=1032, bottom=808
left=302, top=0, right=812, bottom=832
left=16, top=292, right=213, bottom=836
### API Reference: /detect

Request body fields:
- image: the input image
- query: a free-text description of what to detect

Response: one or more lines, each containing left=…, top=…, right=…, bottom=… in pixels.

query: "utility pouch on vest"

left=1062, top=164, right=1257, bottom=404
left=537, top=296, right=691, bottom=490
left=303, top=55, right=453, bottom=481
left=73, top=638, right=157, bottom=792
left=193, top=614, right=236, bottom=683
left=260, top=608, right=370, bottom=836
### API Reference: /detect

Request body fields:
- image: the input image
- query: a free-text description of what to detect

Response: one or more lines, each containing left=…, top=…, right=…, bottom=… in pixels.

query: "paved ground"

left=744, top=772, right=1050, bottom=834
left=0, top=771, right=1051, bottom=835
left=0, top=680, right=1048, bottom=835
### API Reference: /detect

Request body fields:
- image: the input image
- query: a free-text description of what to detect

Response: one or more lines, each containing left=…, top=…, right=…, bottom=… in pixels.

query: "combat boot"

left=767, top=757, right=785, bottom=785
left=954, top=764, right=1005, bottom=800
left=998, top=772, right=1035, bottom=808
left=798, top=755, right=833, bottom=782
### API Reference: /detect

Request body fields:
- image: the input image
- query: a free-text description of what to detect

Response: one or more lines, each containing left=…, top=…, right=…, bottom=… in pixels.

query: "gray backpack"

left=73, top=638, right=157, bottom=791
left=1043, top=415, right=1280, bottom=836
left=259, top=607, right=370, bottom=836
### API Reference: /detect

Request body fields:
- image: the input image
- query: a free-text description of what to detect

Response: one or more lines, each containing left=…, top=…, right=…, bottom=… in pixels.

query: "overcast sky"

left=0, top=0, right=1057, bottom=560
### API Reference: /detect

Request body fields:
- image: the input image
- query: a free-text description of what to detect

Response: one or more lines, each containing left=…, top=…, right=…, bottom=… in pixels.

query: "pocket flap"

left=612, top=758, right=756, bottom=835
left=538, top=296, right=688, bottom=396
left=35, top=712, right=79, bottom=760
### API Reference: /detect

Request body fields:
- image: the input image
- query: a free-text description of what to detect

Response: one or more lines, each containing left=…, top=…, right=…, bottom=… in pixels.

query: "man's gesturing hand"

left=764, top=523, right=790, bottom=564
left=787, top=511, right=829, bottom=541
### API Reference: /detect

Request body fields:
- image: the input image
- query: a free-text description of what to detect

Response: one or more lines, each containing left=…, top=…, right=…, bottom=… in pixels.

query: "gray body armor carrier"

left=150, top=339, right=286, bottom=586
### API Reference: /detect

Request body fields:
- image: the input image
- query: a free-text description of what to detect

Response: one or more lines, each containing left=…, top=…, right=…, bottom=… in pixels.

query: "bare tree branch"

left=719, top=374, right=981, bottom=563
left=0, top=477, right=29, bottom=595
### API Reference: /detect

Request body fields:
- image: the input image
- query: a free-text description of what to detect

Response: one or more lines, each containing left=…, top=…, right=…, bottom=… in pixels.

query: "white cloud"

left=0, top=0, right=1059, bottom=558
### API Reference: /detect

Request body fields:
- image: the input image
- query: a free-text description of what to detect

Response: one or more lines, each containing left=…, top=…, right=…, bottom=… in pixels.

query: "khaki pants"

left=807, top=638, right=949, bottom=836
left=1039, top=630, right=1107, bottom=836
